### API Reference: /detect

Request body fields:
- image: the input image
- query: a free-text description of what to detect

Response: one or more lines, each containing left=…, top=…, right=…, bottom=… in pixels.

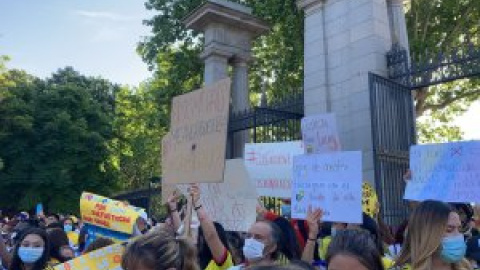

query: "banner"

left=244, top=141, right=304, bottom=198
left=54, top=243, right=124, bottom=270
left=163, top=78, right=231, bottom=184
left=178, top=159, right=258, bottom=232
left=80, top=192, right=144, bottom=235
left=291, top=152, right=362, bottom=223
left=404, top=141, right=480, bottom=202
left=301, top=113, right=341, bottom=154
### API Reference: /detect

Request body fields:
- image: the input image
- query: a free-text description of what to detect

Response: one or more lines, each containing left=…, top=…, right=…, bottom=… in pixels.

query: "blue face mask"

left=18, top=247, right=44, bottom=263
left=64, top=224, right=73, bottom=232
left=441, top=234, right=466, bottom=263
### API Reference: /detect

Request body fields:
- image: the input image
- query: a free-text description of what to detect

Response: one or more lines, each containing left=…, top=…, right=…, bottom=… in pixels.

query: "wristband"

left=308, top=238, right=317, bottom=242
left=194, top=205, right=203, bottom=211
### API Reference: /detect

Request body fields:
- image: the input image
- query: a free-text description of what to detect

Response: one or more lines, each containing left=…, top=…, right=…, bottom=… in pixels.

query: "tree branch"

left=422, top=88, right=480, bottom=112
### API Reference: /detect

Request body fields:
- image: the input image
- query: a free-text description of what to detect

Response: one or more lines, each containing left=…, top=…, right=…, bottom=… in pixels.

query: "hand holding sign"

left=306, top=206, right=323, bottom=239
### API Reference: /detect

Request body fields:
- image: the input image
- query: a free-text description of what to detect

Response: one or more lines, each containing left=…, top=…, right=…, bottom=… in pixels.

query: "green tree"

left=0, top=67, right=119, bottom=213
left=139, top=0, right=479, bottom=143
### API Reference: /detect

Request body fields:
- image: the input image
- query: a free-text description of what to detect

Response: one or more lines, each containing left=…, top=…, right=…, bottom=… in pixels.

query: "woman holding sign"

left=190, top=184, right=234, bottom=270
left=394, top=200, right=472, bottom=270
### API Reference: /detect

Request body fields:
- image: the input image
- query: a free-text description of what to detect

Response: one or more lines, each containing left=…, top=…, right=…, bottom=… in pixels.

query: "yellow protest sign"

left=54, top=243, right=123, bottom=270
left=80, top=192, right=144, bottom=235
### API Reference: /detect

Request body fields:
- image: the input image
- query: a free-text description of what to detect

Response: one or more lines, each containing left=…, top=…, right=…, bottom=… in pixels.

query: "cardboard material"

left=178, top=159, right=258, bottom=231
left=162, top=78, right=231, bottom=184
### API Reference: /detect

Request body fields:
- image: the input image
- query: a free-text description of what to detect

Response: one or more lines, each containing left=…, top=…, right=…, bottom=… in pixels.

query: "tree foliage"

left=139, top=0, right=479, bottom=143
left=0, top=67, right=119, bottom=213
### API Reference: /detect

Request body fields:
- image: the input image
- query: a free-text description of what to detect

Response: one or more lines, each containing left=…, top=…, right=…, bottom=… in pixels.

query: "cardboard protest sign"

left=163, top=78, right=231, bottom=184
left=80, top=192, right=145, bottom=235
left=54, top=243, right=123, bottom=270
left=178, top=159, right=258, bottom=231
left=244, top=141, right=304, bottom=198
left=301, top=113, right=341, bottom=154
left=291, top=152, right=362, bottom=223
left=404, top=141, right=480, bottom=202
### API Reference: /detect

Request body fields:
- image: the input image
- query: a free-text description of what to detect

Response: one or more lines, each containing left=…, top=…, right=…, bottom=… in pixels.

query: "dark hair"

left=46, top=228, right=70, bottom=263
left=256, top=220, right=282, bottom=261
left=225, top=231, right=245, bottom=264
left=47, top=214, right=60, bottom=221
left=46, top=222, right=63, bottom=230
left=326, top=229, right=384, bottom=270
left=83, top=237, right=114, bottom=254
left=9, top=228, right=50, bottom=270
left=197, top=222, right=230, bottom=269
left=63, top=217, right=74, bottom=225
left=122, top=228, right=199, bottom=270
left=272, top=217, right=301, bottom=260
left=359, top=212, right=384, bottom=256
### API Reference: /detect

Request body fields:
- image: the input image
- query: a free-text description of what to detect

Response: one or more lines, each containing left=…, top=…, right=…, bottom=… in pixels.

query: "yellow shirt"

left=205, top=251, right=234, bottom=270
left=67, top=231, right=79, bottom=246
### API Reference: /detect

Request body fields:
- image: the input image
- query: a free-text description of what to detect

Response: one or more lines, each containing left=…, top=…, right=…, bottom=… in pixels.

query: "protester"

left=466, top=235, right=480, bottom=269
left=62, top=218, right=78, bottom=249
left=190, top=184, right=235, bottom=270
left=46, top=229, right=71, bottom=265
left=122, top=228, right=200, bottom=270
left=326, top=229, right=384, bottom=270
left=44, top=215, right=59, bottom=227
left=8, top=227, right=52, bottom=270
left=272, top=217, right=302, bottom=261
left=394, top=200, right=472, bottom=270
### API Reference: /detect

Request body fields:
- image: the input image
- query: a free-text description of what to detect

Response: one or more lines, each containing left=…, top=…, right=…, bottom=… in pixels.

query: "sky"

left=0, top=0, right=152, bottom=86
left=0, top=0, right=478, bottom=140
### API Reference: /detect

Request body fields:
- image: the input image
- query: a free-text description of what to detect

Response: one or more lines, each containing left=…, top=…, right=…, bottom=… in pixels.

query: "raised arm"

left=301, top=206, right=323, bottom=263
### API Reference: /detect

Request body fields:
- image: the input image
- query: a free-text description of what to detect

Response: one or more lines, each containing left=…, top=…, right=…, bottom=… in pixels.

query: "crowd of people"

left=2, top=182, right=480, bottom=270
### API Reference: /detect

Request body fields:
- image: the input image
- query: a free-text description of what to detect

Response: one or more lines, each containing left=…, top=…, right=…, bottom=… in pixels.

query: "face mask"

left=64, top=225, right=73, bottom=232
left=242, top=238, right=265, bottom=262
left=441, top=234, right=466, bottom=263
left=18, top=247, right=44, bottom=263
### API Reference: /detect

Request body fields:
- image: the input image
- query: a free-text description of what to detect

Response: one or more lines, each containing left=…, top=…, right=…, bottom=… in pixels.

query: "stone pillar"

left=387, top=0, right=410, bottom=51
left=231, top=58, right=250, bottom=157
left=298, top=0, right=393, bottom=184
left=298, top=0, right=329, bottom=115
left=183, top=0, right=269, bottom=158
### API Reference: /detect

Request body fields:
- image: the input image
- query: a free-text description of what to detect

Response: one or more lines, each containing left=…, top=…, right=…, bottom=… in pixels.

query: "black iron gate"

left=369, top=73, right=416, bottom=225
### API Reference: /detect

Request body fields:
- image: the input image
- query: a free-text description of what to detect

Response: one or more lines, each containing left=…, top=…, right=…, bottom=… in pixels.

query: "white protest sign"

left=244, top=141, right=304, bottom=198
left=291, top=152, right=362, bottom=223
left=162, top=78, right=231, bottom=184
left=404, top=141, right=480, bottom=202
left=178, top=159, right=258, bottom=232
left=301, top=113, right=341, bottom=154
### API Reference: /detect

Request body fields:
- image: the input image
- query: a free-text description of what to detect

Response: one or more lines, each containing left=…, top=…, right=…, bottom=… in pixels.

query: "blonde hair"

left=122, top=228, right=199, bottom=270
left=395, top=200, right=471, bottom=270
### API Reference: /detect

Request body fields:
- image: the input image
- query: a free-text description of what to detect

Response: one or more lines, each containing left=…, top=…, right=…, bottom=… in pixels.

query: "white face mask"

left=242, top=238, right=265, bottom=261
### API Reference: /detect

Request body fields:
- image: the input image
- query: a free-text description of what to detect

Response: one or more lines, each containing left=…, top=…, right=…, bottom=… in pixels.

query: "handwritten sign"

left=301, top=113, right=341, bottom=154
left=162, top=78, right=231, bottom=184
left=404, top=141, right=480, bottom=202
left=80, top=192, right=145, bottom=235
left=178, top=159, right=258, bottom=231
left=291, top=152, right=362, bottom=223
left=244, top=141, right=304, bottom=198
left=84, top=223, right=130, bottom=247
left=54, top=243, right=123, bottom=270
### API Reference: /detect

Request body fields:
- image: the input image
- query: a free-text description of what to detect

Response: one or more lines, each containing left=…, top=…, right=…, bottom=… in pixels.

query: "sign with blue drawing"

left=404, top=141, right=480, bottom=202
left=291, top=151, right=362, bottom=223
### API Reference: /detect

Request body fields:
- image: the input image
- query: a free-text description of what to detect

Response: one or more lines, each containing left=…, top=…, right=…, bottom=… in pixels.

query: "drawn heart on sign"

left=296, top=191, right=305, bottom=202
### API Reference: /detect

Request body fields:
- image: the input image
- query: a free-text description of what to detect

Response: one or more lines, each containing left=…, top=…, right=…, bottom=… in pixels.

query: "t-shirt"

left=205, top=249, right=234, bottom=270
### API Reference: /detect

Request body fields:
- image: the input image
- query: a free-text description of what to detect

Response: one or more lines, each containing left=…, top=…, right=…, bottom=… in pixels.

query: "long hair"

left=122, top=228, right=199, bottom=270
left=395, top=200, right=470, bottom=270
left=273, top=216, right=301, bottom=260
left=197, top=222, right=230, bottom=269
left=326, top=229, right=384, bottom=270
left=46, top=228, right=70, bottom=263
left=9, top=228, right=50, bottom=270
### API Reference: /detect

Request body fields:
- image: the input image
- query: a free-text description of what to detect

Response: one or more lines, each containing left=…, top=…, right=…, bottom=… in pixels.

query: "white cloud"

left=75, top=10, right=135, bottom=22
